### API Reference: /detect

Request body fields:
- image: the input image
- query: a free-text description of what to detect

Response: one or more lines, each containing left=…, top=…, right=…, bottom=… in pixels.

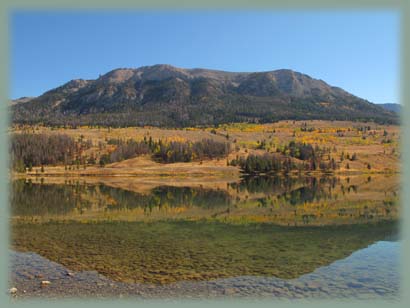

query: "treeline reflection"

left=10, top=175, right=389, bottom=219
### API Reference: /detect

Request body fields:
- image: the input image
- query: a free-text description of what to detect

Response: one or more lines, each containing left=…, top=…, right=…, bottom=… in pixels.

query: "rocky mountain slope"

left=11, top=64, right=398, bottom=127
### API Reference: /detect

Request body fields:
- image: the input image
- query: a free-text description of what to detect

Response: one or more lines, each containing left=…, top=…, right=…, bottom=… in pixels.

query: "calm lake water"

left=9, top=175, right=400, bottom=299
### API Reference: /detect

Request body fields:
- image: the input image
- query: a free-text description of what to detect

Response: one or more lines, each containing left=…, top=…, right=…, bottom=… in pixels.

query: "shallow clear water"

left=10, top=240, right=400, bottom=299
left=9, top=175, right=400, bottom=299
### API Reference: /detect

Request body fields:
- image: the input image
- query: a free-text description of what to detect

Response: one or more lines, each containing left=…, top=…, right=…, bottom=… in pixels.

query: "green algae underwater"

left=11, top=220, right=398, bottom=284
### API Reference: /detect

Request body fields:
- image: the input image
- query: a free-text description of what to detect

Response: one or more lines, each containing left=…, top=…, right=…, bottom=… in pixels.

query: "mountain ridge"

left=11, top=64, right=398, bottom=127
left=378, top=103, right=401, bottom=114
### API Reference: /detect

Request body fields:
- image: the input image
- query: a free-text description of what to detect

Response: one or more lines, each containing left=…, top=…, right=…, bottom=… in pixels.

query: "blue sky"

left=11, top=10, right=399, bottom=103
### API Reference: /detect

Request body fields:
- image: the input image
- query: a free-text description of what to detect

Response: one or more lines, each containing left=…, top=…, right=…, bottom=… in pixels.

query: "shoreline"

left=11, top=167, right=400, bottom=179
left=9, top=241, right=400, bottom=300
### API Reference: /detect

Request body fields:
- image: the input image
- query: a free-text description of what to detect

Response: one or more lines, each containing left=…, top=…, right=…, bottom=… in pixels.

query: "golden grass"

left=11, top=120, right=400, bottom=177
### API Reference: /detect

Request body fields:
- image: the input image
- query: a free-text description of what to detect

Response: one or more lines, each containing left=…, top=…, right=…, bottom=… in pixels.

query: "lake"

left=9, top=174, right=400, bottom=299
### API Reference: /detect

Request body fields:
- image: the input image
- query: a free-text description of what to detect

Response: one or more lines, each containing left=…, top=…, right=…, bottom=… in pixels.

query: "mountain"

left=378, top=103, right=401, bottom=114
left=11, top=64, right=398, bottom=127
left=9, top=96, right=35, bottom=106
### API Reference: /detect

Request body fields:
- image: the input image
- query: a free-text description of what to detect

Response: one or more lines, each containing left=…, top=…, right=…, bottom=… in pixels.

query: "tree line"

left=101, top=137, right=231, bottom=165
left=230, top=153, right=339, bottom=174
left=230, top=140, right=339, bottom=174
left=10, top=133, right=91, bottom=172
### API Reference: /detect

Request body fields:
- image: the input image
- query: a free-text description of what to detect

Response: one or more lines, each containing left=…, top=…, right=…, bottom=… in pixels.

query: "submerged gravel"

left=8, top=241, right=400, bottom=300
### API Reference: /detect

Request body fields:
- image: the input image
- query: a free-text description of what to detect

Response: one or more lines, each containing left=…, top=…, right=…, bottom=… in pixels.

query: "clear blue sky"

left=11, top=10, right=399, bottom=104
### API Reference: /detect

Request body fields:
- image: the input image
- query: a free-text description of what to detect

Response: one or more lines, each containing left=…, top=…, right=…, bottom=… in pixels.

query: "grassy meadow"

left=10, top=120, right=400, bottom=177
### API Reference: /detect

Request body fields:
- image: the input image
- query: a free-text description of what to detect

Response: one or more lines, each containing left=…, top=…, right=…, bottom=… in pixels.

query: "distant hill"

left=11, top=64, right=398, bottom=127
left=9, top=96, right=35, bottom=106
left=378, top=103, right=401, bottom=114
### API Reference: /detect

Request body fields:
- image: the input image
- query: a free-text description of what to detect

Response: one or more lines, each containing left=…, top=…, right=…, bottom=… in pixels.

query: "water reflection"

left=11, top=180, right=93, bottom=216
left=11, top=175, right=399, bottom=225
left=102, top=185, right=232, bottom=211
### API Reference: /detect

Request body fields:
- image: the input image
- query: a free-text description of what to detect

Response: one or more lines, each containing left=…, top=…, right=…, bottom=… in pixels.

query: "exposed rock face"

left=11, top=64, right=398, bottom=127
